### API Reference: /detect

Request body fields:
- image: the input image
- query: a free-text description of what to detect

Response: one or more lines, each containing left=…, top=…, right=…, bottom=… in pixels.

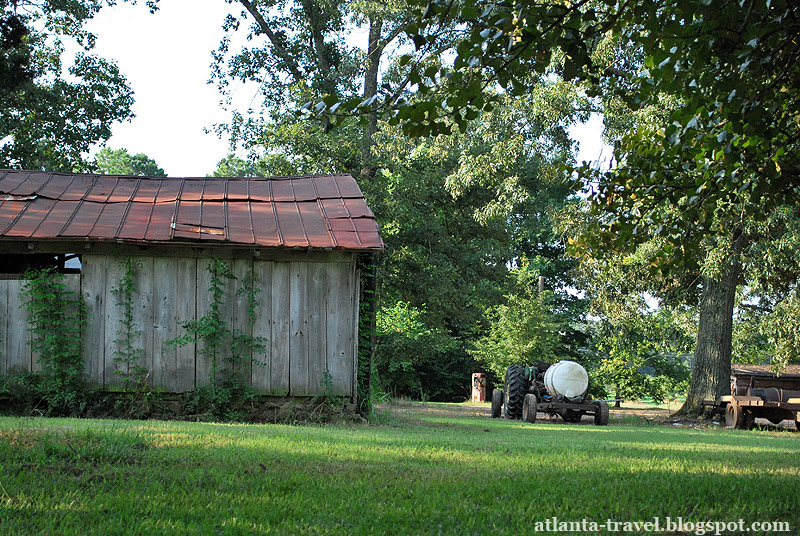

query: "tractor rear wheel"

left=522, top=394, right=537, bottom=423
left=491, top=389, right=503, bottom=418
left=594, top=401, right=609, bottom=426
left=504, top=365, right=526, bottom=419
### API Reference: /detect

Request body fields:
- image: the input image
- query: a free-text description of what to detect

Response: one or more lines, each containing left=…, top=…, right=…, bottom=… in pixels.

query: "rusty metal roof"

left=0, top=170, right=383, bottom=251
left=732, top=364, right=800, bottom=378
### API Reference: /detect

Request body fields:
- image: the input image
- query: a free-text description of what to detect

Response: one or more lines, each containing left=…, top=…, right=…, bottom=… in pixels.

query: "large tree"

left=209, top=1, right=598, bottom=399
left=0, top=0, right=155, bottom=171
left=210, top=0, right=468, bottom=180
left=363, top=0, right=800, bottom=414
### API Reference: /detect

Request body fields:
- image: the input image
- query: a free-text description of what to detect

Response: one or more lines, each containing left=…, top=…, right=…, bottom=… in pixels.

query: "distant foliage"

left=374, top=301, right=466, bottom=401
left=94, top=147, right=167, bottom=177
left=470, top=260, right=561, bottom=379
left=593, top=332, right=689, bottom=404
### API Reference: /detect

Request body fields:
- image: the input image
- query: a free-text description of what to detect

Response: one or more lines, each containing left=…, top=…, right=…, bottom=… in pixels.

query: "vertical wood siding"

left=0, top=253, right=358, bottom=396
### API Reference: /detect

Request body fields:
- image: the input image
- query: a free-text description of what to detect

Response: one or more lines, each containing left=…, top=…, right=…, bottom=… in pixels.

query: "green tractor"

left=491, top=360, right=609, bottom=425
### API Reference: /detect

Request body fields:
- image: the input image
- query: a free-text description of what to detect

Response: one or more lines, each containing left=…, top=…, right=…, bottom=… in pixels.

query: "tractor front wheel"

left=522, top=394, right=537, bottom=423
left=491, top=389, right=503, bottom=418
left=504, top=365, right=527, bottom=419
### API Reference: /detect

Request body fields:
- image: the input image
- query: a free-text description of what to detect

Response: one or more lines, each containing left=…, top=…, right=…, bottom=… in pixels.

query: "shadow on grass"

left=0, top=415, right=797, bottom=535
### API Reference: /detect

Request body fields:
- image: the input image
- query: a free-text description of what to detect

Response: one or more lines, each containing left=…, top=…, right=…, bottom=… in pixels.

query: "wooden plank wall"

left=0, top=254, right=358, bottom=397
left=0, top=274, right=81, bottom=375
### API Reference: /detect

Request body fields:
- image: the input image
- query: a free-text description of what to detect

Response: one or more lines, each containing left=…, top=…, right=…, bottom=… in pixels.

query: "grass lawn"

left=0, top=403, right=797, bottom=535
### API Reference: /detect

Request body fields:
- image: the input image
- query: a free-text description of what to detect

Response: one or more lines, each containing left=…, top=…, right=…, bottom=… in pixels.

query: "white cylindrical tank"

left=544, top=360, right=589, bottom=398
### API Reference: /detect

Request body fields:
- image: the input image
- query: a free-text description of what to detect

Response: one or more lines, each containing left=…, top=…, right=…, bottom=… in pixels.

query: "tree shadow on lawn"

left=1, top=416, right=798, bottom=534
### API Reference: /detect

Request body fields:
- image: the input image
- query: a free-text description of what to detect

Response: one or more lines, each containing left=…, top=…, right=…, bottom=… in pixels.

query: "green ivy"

left=110, top=258, right=148, bottom=392
left=167, top=259, right=266, bottom=420
left=357, top=253, right=378, bottom=417
left=21, top=267, right=87, bottom=415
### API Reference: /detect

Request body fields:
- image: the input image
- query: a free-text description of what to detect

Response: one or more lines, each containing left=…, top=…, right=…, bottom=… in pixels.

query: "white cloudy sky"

left=84, top=1, right=608, bottom=177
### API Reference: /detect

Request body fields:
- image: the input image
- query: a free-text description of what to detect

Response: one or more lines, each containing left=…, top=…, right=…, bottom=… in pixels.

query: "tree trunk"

left=679, top=234, right=744, bottom=416
left=360, top=15, right=383, bottom=182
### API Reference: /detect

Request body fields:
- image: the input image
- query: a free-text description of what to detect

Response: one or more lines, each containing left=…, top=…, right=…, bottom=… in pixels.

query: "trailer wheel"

left=504, top=365, right=526, bottom=419
left=491, top=389, right=504, bottom=418
left=594, top=401, right=609, bottom=426
left=726, top=402, right=745, bottom=429
left=522, top=394, right=537, bottom=423
left=796, top=420, right=800, bottom=432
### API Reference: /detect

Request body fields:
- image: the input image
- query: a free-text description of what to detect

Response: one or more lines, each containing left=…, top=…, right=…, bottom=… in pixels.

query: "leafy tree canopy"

left=0, top=0, right=156, bottom=171
left=94, top=147, right=166, bottom=177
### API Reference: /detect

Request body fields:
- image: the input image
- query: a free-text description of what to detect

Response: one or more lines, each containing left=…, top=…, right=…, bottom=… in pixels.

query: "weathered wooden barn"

left=0, top=170, right=383, bottom=398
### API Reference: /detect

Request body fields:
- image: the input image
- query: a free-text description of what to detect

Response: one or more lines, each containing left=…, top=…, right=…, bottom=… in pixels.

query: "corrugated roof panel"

left=7, top=171, right=49, bottom=195
left=32, top=200, right=78, bottom=237
left=144, top=202, right=176, bottom=241
left=59, top=175, right=95, bottom=201
left=319, top=198, right=350, bottom=219
left=274, top=202, right=308, bottom=247
left=331, top=231, right=363, bottom=249
left=175, top=200, right=202, bottom=226
left=312, top=175, right=341, bottom=199
left=201, top=179, right=226, bottom=200
left=0, top=199, right=27, bottom=233
left=297, top=201, right=334, bottom=248
left=227, top=201, right=255, bottom=244
left=60, top=200, right=104, bottom=236
left=132, top=180, right=160, bottom=203
left=85, top=177, right=117, bottom=203
left=271, top=179, right=294, bottom=202
left=199, top=199, right=225, bottom=231
left=180, top=179, right=204, bottom=201
left=343, top=198, right=373, bottom=218
left=89, top=203, right=129, bottom=238
left=117, top=203, right=153, bottom=240
left=106, top=178, right=139, bottom=202
left=35, top=174, right=71, bottom=199
left=4, top=198, right=57, bottom=236
left=227, top=180, right=250, bottom=201
left=291, top=177, right=317, bottom=202
left=334, top=175, right=364, bottom=198
left=248, top=180, right=271, bottom=202
left=250, top=202, right=281, bottom=246
left=155, top=179, right=182, bottom=203
left=356, top=231, right=383, bottom=249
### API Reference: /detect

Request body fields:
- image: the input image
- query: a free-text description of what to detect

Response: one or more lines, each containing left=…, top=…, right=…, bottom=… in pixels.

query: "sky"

left=84, top=1, right=608, bottom=178
left=84, top=1, right=251, bottom=177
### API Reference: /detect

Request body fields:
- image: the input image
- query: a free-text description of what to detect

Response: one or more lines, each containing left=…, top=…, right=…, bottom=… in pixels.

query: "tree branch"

left=299, top=0, right=332, bottom=77
left=238, top=0, right=304, bottom=82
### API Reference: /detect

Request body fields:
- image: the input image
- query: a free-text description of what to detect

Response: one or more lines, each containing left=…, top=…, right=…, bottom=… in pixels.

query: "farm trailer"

left=718, top=365, right=800, bottom=430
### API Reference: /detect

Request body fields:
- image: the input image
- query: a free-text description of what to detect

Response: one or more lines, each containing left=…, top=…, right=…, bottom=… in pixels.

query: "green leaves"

left=21, top=268, right=88, bottom=415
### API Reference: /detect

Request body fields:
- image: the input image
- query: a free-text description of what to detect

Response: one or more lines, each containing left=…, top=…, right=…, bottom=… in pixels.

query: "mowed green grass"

left=0, top=405, right=797, bottom=535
